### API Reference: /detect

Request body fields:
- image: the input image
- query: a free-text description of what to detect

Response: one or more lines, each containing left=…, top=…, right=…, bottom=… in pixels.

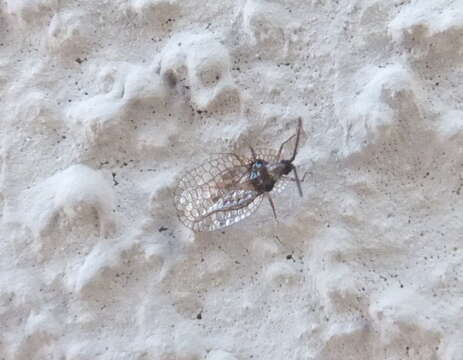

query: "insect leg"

left=266, top=193, right=278, bottom=220
left=300, top=170, right=309, bottom=182
left=277, top=134, right=296, bottom=160
left=288, top=170, right=309, bottom=183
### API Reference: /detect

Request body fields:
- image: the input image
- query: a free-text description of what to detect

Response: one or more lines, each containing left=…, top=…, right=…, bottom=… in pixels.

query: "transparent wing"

left=174, top=154, right=264, bottom=232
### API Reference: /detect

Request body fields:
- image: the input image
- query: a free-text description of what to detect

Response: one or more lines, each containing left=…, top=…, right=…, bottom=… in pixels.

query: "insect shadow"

left=174, top=118, right=304, bottom=232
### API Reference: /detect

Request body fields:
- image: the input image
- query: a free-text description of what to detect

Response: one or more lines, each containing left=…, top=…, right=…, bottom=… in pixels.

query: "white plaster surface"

left=1, top=0, right=462, bottom=359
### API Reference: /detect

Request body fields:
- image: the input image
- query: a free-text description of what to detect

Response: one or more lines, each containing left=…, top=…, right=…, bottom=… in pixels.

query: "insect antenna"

left=288, top=118, right=304, bottom=197
left=288, top=117, right=302, bottom=163
left=292, top=167, right=303, bottom=197
left=248, top=145, right=257, bottom=161
left=277, top=134, right=296, bottom=160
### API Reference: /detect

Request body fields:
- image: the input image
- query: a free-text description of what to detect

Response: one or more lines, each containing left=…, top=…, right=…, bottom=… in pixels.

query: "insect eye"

left=255, top=160, right=263, bottom=167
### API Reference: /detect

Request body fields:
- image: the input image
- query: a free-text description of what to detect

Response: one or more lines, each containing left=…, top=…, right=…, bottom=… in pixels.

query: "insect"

left=174, top=118, right=304, bottom=232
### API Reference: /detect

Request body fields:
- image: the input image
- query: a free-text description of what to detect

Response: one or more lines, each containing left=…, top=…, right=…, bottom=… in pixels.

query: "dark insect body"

left=174, top=118, right=304, bottom=232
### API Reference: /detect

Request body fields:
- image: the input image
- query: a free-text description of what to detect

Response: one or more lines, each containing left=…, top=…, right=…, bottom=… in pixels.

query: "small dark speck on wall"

left=112, top=172, right=119, bottom=186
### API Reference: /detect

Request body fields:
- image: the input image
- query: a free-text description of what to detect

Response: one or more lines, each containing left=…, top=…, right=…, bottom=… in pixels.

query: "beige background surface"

left=1, top=0, right=462, bottom=359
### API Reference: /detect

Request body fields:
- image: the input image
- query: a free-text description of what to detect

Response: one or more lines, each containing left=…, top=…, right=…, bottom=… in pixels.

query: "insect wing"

left=174, top=154, right=264, bottom=232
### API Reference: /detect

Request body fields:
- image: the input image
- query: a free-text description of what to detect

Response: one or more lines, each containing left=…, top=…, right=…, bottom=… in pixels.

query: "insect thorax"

left=249, top=159, right=276, bottom=192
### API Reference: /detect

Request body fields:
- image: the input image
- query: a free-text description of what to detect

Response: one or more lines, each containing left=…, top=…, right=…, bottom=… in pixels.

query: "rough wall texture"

left=1, top=0, right=462, bottom=359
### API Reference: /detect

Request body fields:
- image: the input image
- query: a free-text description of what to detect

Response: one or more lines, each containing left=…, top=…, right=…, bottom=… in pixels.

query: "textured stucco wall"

left=1, top=0, right=462, bottom=359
